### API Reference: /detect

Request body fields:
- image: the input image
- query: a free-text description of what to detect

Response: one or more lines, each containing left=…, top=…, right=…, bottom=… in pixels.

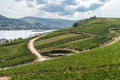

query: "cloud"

left=15, top=0, right=34, bottom=2
left=0, top=0, right=114, bottom=20
left=3, top=0, right=39, bottom=18
left=13, top=0, right=109, bottom=15
left=63, top=0, right=77, bottom=5
left=35, top=0, right=109, bottom=15
left=93, top=0, right=120, bottom=18
left=36, top=0, right=47, bottom=4
left=89, top=3, right=103, bottom=10
left=76, top=6, right=89, bottom=12
left=99, top=0, right=109, bottom=3
left=42, top=4, right=64, bottom=13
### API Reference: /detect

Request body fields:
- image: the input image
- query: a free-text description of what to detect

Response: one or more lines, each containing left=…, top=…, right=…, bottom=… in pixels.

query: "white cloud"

left=0, top=0, right=39, bottom=18
left=94, top=0, right=120, bottom=18
left=0, top=0, right=120, bottom=20
left=49, top=0, right=64, bottom=5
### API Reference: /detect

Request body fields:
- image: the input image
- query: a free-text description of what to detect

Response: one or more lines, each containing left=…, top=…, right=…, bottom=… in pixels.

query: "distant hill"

left=0, top=15, right=75, bottom=30
left=0, top=15, right=8, bottom=19
left=21, top=17, right=75, bottom=29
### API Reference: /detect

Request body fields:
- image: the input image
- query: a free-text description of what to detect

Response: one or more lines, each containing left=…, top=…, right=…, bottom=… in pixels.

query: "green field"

left=34, top=18, right=120, bottom=54
left=0, top=18, right=120, bottom=79
left=0, top=38, right=35, bottom=68
left=0, top=37, right=120, bottom=79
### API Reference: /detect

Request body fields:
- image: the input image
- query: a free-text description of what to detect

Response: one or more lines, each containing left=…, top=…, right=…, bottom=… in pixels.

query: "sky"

left=0, top=0, right=120, bottom=20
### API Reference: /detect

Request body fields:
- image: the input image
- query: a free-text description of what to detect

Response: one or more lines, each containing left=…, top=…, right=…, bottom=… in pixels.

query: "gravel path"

left=0, top=77, right=10, bottom=80
left=27, top=35, right=48, bottom=62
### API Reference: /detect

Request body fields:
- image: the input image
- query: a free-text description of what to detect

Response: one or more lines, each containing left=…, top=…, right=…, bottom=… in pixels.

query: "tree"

left=89, top=16, right=97, bottom=19
left=73, top=22, right=79, bottom=27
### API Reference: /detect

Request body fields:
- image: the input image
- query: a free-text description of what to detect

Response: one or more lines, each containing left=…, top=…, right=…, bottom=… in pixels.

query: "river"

left=0, top=30, right=54, bottom=40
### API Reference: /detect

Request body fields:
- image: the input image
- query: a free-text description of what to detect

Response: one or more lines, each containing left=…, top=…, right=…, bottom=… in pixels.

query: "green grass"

left=1, top=18, right=120, bottom=79
left=0, top=38, right=28, bottom=47
left=10, top=67, right=120, bottom=80
left=35, top=34, right=89, bottom=51
left=36, top=31, right=67, bottom=41
left=64, top=18, right=120, bottom=36
left=34, top=18, right=120, bottom=53
left=59, top=36, right=111, bottom=51
left=0, top=38, right=120, bottom=79
left=0, top=39, right=35, bottom=68
left=35, top=33, right=82, bottom=46
left=114, top=29, right=120, bottom=33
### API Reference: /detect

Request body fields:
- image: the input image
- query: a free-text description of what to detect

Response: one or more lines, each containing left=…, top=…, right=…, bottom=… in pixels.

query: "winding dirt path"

left=1, top=29, right=120, bottom=80
left=0, top=34, right=49, bottom=80
left=100, top=28, right=120, bottom=47
left=27, top=34, right=49, bottom=62
left=102, top=36, right=120, bottom=47
left=105, top=28, right=120, bottom=46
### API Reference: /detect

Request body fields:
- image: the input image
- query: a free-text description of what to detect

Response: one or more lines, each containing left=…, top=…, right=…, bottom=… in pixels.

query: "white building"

left=0, top=39, right=7, bottom=43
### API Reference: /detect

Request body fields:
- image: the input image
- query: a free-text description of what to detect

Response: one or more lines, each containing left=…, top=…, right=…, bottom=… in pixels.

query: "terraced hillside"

left=0, top=18, right=120, bottom=80
left=0, top=38, right=35, bottom=68
left=34, top=18, right=120, bottom=57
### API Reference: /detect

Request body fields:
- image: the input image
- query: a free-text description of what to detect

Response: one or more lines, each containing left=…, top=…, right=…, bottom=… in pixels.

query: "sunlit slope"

left=1, top=34, right=120, bottom=79
left=0, top=39, right=35, bottom=68
left=34, top=18, right=120, bottom=56
left=0, top=18, right=120, bottom=79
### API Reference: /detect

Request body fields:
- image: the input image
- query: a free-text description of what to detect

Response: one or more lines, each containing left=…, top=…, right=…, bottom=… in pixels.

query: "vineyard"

left=0, top=38, right=35, bottom=68
left=0, top=18, right=120, bottom=79
left=1, top=38, right=120, bottom=79
left=34, top=18, right=120, bottom=55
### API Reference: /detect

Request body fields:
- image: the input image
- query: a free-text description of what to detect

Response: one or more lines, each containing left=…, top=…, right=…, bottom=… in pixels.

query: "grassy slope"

left=0, top=38, right=120, bottom=79
left=35, top=33, right=82, bottom=46
left=0, top=38, right=35, bottom=68
left=0, top=18, right=120, bottom=79
left=34, top=18, right=120, bottom=53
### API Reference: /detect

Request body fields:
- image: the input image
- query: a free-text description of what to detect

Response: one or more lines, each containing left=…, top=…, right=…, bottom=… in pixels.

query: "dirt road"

left=100, top=28, right=120, bottom=47
left=0, top=77, right=10, bottom=80
left=27, top=35, right=48, bottom=62
left=0, top=29, right=120, bottom=80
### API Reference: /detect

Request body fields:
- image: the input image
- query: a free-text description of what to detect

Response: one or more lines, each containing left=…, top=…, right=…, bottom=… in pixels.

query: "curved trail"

left=0, top=34, right=49, bottom=80
left=27, top=34, right=49, bottom=62
left=105, top=28, right=120, bottom=46
left=102, top=36, right=120, bottom=47
left=100, top=28, right=120, bottom=47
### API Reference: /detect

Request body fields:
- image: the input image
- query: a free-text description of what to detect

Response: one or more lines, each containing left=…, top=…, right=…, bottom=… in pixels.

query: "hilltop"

left=0, top=17, right=120, bottom=79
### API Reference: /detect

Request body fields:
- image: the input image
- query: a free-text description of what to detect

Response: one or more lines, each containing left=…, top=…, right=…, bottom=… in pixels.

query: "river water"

left=0, top=30, right=54, bottom=40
